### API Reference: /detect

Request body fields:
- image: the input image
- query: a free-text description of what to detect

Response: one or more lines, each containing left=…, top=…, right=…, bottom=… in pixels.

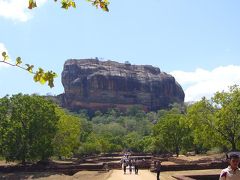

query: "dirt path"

left=106, top=169, right=222, bottom=180
left=107, top=170, right=157, bottom=180
left=0, top=169, right=222, bottom=179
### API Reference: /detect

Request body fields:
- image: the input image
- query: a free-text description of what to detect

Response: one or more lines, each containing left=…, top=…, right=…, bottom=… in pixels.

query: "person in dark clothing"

left=155, top=161, right=161, bottom=180
left=129, top=159, right=132, bottom=174
left=134, top=159, right=139, bottom=175
left=122, top=159, right=127, bottom=174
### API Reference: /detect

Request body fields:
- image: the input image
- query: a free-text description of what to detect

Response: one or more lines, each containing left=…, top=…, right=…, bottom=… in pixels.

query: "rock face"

left=60, top=59, right=185, bottom=112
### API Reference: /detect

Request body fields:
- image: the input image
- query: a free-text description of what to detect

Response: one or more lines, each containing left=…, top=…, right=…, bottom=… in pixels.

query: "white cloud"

left=171, top=65, right=240, bottom=102
left=0, top=0, right=47, bottom=22
left=0, top=43, right=7, bottom=53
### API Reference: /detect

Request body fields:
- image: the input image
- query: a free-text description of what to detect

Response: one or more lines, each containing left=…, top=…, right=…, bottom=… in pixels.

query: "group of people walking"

left=120, top=153, right=161, bottom=180
left=118, top=152, right=240, bottom=180
left=121, top=154, right=139, bottom=175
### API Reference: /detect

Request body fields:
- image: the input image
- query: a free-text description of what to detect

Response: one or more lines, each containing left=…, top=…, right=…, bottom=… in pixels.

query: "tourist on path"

left=220, top=153, right=240, bottom=180
left=155, top=161, right=161, bottom=180
left=133, top=159, right=139, bottom=175
left=128, top=159, right=133, bottom=174
left=122, top=159, right=127, bottom=174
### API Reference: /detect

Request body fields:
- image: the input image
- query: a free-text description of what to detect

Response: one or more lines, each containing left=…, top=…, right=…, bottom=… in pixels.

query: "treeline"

left=0, top=85, right=240, bottom=164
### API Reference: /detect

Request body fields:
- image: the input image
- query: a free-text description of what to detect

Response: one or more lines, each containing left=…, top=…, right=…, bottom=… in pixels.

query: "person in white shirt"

left=219, top=153, right=240, bottom=180
left=121, top=157, right=127, bottom=174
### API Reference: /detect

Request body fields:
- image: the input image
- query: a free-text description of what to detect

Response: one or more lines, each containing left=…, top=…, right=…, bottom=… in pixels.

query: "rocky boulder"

left=60, top=59, right=185, bottom=112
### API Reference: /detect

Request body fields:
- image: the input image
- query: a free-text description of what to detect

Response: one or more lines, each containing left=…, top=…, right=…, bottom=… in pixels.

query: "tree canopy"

left=1, top=85, right=240, bottom=162
left=153, top=107, right=192, bottom=156
left=186, top=85, right=240, bottom=151
left=53, top=108, right=82, bottom=158
left=0, top=94, right=59, bottom=164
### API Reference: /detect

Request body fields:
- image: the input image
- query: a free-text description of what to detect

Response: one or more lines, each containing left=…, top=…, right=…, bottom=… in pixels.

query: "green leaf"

left=45, top=71, right=57, bottom=88
left=2, top=52, right=9, bottom=61
left=16, top=57, right=22, bottom=66
left=2, top=52, right=6, bottom=57
left=28, top=0, right=37, bottom=9
left=40, top=75, right=47, bottom=84
left=34, top=68, right=44, bottom=82
left=71, top=1, right=76, bottom=8
left=92, top=0, right=99, bottom=7
left=61, top=2, right=69, bottom=9
left=25, top=64, right=34, bottom=73
left=100, top=2, right=109, bottom=12
left=34, top=69, right=57, bottom=88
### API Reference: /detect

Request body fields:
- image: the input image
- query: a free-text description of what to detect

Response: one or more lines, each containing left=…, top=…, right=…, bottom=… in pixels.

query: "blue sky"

left=0, top=0, right=240, bottom=101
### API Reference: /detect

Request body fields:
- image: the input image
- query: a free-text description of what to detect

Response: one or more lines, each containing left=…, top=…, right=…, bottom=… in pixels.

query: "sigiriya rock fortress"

left=58, top=59, right=185, bottom=112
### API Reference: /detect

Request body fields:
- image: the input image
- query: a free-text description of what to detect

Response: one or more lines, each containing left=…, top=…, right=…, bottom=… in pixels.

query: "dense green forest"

left=0, top=85, right=240, bottom=164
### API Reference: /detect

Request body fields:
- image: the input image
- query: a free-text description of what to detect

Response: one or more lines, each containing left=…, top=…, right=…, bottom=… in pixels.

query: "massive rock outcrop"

left=60, top=59, right=185, bottom=112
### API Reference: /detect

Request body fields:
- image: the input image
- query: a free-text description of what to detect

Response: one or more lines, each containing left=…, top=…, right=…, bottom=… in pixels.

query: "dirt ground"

left=0, top=169, right=222, bottom=180
left=160, top=169, right=222, bottom=180
left=107, top=169, right=222, bottom=180
left=0, top=171, right=111, bottom=180
left=0, top=154, right=225, bottom=179
left=107, top=170, right=155, bottom=180
left=174, top=153, right=225, bottom=162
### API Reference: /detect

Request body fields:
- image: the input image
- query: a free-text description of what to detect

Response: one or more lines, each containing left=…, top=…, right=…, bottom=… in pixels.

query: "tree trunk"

left=22, top=142, right=26, bottom=166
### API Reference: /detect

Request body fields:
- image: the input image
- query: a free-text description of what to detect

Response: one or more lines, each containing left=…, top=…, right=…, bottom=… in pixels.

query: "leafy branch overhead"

left=1, top=52, right=57, bottom=88
left=0, top=0, right=110, bottom=88
left=29, top=0, right=110, bottom=12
